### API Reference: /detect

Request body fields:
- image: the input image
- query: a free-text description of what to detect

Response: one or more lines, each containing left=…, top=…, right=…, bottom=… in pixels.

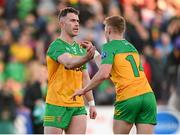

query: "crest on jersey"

left=101, top=51, right=107, bottom=59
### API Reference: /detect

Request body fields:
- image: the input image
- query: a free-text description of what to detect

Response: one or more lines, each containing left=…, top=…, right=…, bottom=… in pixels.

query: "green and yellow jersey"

left=101, top=40, right=152, bottom=102
left=46, top=38, right=86, bottom=107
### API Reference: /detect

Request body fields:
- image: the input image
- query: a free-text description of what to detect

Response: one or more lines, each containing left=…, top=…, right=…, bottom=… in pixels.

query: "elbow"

left=64, top=62, right=80, bottom=69
left=58, top=57, right=76, bottom=69
left=63, top=61, right=73, bottom=69
left=65, top=64, right=75, bottom=69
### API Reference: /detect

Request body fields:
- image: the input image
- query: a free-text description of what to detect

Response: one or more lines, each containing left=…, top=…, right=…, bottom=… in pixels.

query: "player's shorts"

left=43, top=103, right=87, bottom=129
left=114, top=92, right=157, bottom=125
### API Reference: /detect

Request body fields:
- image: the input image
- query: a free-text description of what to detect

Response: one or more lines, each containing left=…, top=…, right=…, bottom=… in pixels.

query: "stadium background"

left=0, top=0, right=179, bottom=134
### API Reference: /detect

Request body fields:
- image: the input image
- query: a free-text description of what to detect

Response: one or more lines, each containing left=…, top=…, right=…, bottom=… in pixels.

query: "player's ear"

left=59, top=18, right=65, bottom=28
left=108, top=27, right=111, bottom=35
left=59, top=21, right=63, bottom=28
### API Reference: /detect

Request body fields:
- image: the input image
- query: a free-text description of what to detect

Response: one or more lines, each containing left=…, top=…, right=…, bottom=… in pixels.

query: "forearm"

left=83, top=71, right=106, bottom=93
left=84, top=91, right=94, bottom=103
left=68, top=56, right=88, bottom=69
left=58, top=45, right=95, bottom=69
left=59, top=55, right=88, bottom=69
left=94, top=53, right=101, bottom=68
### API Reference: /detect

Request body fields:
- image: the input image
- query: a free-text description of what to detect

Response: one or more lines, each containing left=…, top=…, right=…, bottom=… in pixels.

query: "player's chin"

left=71, top=33, right=78, bottom=37
left=72, top=31, right=79, bottom=36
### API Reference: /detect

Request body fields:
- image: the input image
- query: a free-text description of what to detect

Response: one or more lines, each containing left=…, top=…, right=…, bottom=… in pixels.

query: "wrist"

left=88, top=100, right=95, bottom=106
left=83, top=55, right=90, bottom=61
left=93, top=50, right=100, bottom=59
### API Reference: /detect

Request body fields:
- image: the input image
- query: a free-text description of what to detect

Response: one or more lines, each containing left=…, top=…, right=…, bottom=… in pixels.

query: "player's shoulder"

left=102, top=39, right=126, bottom=48
left=49, top=38, right=64, bottom=47
left=101, top=42, right=112, bottom=50
left=118, top=40, right=138, bottom=53
left=102, top=40, right=126, bottom=50
left=47, top=38, right=65, bottom=52
left=47, top=39, right=57, bottom=53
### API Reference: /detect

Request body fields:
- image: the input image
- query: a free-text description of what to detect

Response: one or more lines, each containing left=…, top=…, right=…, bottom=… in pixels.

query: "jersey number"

left=125, top=55, right=143, bottom=77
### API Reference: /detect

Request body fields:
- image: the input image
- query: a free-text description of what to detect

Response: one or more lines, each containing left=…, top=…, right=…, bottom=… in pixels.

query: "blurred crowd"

left=0, top=0, right=179, bottom=134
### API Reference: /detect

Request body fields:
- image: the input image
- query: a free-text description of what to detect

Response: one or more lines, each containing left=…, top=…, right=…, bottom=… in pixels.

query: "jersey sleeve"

left=101, top=43, right=115, bottom=64
left=47, top=42, right=66, bottom=61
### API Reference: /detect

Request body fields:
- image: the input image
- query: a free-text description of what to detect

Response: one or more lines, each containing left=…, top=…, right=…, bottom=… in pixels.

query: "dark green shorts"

left=114, top=92, right=157, bottom=125
left=43, top=103, right=87, bottom=129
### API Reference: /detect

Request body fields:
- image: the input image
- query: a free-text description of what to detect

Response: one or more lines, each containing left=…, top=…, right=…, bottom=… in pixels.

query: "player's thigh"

left=135, top=92, right=157, bottom=125
left=114, top=96, right=141, bottom=124
left=44, top=126, right=63, bottom=134
left=113, top=119, right=133, bottom=134
left=113, top=98, right=141, bottom=134
left=65, top=115, right=87, bottom=134
left=44, top=104, right=74, bottom=130
left=136, top=123, right=154, bottom=134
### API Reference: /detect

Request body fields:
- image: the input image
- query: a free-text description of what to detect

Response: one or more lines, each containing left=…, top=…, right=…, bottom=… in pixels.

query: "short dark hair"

left=58, top=7, right=79, bottom=20
left=104, top=16, right=126, bottom=33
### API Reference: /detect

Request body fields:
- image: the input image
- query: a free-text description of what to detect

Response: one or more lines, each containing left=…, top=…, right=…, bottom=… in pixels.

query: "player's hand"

left=86, top=46, right=96, bottom=60
left=89, top=106, right=97, bottom=119
left=71, top=89, right=85, bottom=101
left=80, top=41, right=93, bottom=51
left=80, top=41, right=96, bottom=60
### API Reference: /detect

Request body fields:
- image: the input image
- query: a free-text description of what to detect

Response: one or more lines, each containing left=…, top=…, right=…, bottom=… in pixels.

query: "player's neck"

left=109, top=34, right=124, bottom=41
left=59, top=33, right=74, bottom=45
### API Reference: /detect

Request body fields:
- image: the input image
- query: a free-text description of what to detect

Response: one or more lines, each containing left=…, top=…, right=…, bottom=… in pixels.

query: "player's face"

left=63, top=13, right=80, bottom=37
left=104, top=25, right=110, bottom=42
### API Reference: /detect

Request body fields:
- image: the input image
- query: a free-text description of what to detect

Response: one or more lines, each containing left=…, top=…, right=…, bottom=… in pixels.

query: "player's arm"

left=71, top=64, right=112, bottom=100
left=82, top=70, right=97, bottom=119
left=82, top=41, right=101, bottom=68
left=82, top=42, right=113, bottom=92
left=83, top=64, right=112, bottom=93
left=57, top=46, right=95, bottom=69
left=93, top=50, right=101, bottom=68
left=71, top=43, right=114, bottom=99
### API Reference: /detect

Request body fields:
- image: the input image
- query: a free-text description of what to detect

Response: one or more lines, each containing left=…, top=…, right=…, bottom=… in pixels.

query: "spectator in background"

left=12, top=77, right=32, bottom=134
left=148, top=47, right=165, bottom=104
left=16, top=0, right=35, bottom=21
left=164, top=37, right=180, bottom=108
left=124, top=5, right=149, bottom=53
left=24, top=61, right=47, bottom=134
left=168, top=17, right=180, bottom=43
left=4, top=0, right=17, bottom=22
left=0, top=27, right=11, bottom=63
left=0, top=81, right=17, bottom=134
left=0, top=60, right=5, bottom=89
left=40, top=19, right=59, bottom=53
left=10, top=33, right=34, bottom=63
left=140, top=53, right=152, bottom=83
left=141, top=44, right=154, bottom=85
left=155, top=33, right=173, bottom=61
left=9, top=19, right=21, bottom=41
left=4, top=61, right=26, bottom=83
left=149, top=10, right=164, bottom=47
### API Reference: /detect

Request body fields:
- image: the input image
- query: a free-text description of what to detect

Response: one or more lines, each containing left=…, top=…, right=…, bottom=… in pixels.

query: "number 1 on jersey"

left=125, top=55, right=143, bottom=77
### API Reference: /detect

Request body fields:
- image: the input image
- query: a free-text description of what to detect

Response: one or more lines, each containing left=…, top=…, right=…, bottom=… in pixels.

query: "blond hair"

left=104, top=16, right=126, bottom=34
